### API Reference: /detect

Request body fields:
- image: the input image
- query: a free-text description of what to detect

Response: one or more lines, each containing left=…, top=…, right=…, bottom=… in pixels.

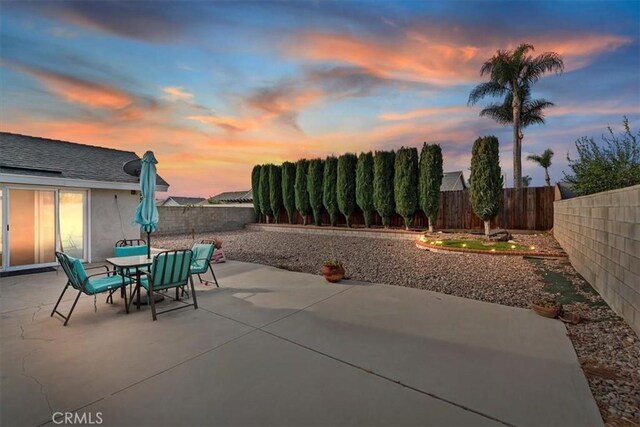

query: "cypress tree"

left=373, top=150, right=395, bottom=227
left=337, top=153, right=357, bottom=227
left=251, top=165, right=262, bottom=220
left=418, top=143, right=444, bottom=232
left=294, top=160, right=311, bottom=225
left=470, top=136, right=503, bottom=236
left=323, top=156, right=339, bottom=226
left=356, top=151, right=374, bottom=227
left=281, top=161, right=296, bottom=224
left=394, top=147, right=419, bottom=230
left=259, top=164, right=272, bottom=222
left=269, top=165, right=283, bottom=224
left=307, top=159, right=324, bottom=226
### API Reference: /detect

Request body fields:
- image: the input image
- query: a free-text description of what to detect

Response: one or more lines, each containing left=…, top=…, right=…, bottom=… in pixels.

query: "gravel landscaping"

left=155, top=229, right=640, bottom=425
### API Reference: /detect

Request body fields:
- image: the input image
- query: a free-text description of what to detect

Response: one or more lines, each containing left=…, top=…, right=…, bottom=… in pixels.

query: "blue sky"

left=1, top=1, right=638, bottom=196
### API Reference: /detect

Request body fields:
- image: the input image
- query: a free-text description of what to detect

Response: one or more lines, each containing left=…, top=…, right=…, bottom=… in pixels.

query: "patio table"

left=105, top=254, right=163, bottom=306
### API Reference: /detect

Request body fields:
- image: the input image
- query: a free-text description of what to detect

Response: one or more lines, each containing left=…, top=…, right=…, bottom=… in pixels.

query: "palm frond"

left=479, top=104, right=512, bottom=125
left=467, top=81, right=508, bottom=105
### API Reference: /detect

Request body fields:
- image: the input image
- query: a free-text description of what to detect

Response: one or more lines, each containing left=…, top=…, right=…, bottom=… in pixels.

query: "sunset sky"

left=1, top=1, right=638, bottom=197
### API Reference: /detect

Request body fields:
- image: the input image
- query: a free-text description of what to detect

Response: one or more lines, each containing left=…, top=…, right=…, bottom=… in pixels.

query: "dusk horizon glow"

left=1, top=1, right=638, bottom=197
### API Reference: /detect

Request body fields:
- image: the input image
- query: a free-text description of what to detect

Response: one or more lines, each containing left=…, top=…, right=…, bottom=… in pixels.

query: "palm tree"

left=527, top=149, right=554, bottom=187
left=522, top=175, right=532, bottom=187
left=468, top=43, right=564, bottom=188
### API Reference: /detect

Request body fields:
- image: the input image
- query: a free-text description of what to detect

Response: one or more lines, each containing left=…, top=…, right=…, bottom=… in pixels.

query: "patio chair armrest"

left=84, top=265, right=111, bottom=274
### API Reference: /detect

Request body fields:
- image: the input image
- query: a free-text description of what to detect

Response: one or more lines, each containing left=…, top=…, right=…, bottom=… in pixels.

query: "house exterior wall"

left=90, top=189, right=140, bottom=261
left=156, top=205, right=256, bottom=235
left=553, top=185, right=640, bottom=334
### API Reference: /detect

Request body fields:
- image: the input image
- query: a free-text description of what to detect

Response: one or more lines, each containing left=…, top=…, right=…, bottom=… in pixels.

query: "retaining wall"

left=156, top=205, right=256, bottom=235
left=554, top=185, right=640, bottom=334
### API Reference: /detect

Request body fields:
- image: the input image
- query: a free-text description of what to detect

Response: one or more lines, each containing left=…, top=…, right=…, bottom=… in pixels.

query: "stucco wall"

left=156, top=205, right=256, bottom=235
left=90, top=189, right=140, bottom=262
left=554, top=185, right=640, bottom=333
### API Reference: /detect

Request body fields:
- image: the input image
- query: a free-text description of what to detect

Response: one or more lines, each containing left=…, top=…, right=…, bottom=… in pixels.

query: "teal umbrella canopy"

left=134, top=151, right=159, bottom=240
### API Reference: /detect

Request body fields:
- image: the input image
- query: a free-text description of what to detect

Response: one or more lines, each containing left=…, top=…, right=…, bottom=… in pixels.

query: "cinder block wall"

left=156, top=205, right=256, bottom=235
left=554, top=185, right=640, bottom=334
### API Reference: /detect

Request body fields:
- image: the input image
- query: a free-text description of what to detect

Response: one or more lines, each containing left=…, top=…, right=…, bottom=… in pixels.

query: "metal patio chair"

left=190, top=242, right=219, bottom=287
left=128, top=249, right=197, bottom=321
left=52, top=252, right=132, bottom=326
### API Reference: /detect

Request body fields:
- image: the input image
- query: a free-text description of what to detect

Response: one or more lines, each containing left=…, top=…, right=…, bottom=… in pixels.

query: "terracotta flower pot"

left=322, top=265, right=345, bottom=283
left=531, top=301, right=562, bottom=318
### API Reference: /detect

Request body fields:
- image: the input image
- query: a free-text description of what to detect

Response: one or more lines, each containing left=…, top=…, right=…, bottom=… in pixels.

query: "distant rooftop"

left=440, top=171, right=466, bottom=191
left=210, top=190, right=253, bottom=203
left=0, top=132, right=169, bottom=190
left=160, top=196, right=207, bottom=206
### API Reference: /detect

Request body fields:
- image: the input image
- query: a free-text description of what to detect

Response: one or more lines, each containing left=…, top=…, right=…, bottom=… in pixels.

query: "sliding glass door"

left=0, top=187, right=88, bottom=271
left=8, top=188, right=56, bottom=267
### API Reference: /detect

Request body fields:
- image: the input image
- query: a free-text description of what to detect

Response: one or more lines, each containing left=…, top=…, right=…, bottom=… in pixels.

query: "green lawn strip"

left=526, top=258, right=608, bottom=308
left=431, top=239, right=532, bottom=252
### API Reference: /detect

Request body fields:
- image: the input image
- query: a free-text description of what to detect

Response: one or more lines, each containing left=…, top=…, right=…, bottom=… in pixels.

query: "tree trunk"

left=428, top=217, right=433, bottom=233
left=544, top=168, right=551, bottom=187
left=484, top=220, right=490, bottom=236
left=512, top=91, right=522, bottom=189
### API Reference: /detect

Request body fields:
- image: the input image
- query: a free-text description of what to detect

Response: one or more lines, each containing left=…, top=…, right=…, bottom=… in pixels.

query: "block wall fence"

left=156, top=205, right=256, bottom=235
left=554, top=185, right=640, bottom=334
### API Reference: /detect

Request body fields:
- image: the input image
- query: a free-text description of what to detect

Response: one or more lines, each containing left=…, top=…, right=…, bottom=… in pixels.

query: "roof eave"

left=0, top=173, right=169, bottom=192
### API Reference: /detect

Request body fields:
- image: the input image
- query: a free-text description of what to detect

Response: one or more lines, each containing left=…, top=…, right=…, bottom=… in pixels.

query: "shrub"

left=470, top=136, right=502, bottom=235
left=373, top=150, right=395, bottom=227
left=294, top=160, right=311, bottom=224
left=281, top=161, right=296, bottom=223
left=337, top=153, right=358, bottom=227
left=418, top=143, right=443, bottom=232
left=356, top=151, right=374, bottom=227
left=307, top=159, right=324, bottom=225
left=323, top=156, right=339, bottom=226
left=259, top=164, right=272, bottom=221
left=564, top=117, right=640, bottom=195
left=251, top=165, right=262, bottom=218
left=394, top=147, right=419, bottom=230
left=269, top=165, right=283, bottom=223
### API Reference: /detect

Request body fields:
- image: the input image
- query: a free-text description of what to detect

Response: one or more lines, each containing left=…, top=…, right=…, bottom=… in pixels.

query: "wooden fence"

left=264, top=186, right=554, bottom=231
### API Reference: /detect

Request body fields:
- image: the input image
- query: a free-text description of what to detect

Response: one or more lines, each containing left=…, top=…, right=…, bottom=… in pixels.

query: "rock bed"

left=155, top=229, right=639, bottom=425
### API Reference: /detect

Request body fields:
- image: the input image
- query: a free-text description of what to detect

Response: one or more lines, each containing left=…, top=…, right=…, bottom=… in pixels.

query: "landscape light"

left=462, top=243, right=467, bottom=248
left=511, top=245, right=516, bottom=249
left=530, top=246, right=535, bottom=250
left=491, top=248, right=496, bottom=252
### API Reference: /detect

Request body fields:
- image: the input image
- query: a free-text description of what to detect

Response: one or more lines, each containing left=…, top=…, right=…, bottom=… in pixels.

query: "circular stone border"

left=415, top=238, right=567, bottom=258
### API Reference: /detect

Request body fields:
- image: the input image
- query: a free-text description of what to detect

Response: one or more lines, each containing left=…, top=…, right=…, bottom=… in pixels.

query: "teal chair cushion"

left=85, top=275, right=132, bottom=295
left=70, top=258, right=88, bottom=286
left=190, top=244, right=214, bottom=274
left=114, top=245, right=148, bottom=257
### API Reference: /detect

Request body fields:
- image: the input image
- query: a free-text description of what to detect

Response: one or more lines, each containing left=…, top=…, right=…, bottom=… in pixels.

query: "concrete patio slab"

left=195, top=261, right=355, bottom=328
left=0, top=260, right=602, bottom=426
left=83, top=330, right=494, bottom=426
left=264, top=283, right=602, bottom=426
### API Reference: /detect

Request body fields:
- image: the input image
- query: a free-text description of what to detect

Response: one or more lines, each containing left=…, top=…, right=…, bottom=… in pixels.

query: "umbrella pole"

left=147, top=230, right=151, bottom=258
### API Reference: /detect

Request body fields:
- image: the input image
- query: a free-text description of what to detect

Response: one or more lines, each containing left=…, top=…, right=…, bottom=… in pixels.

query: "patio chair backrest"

left=55, top=251, right=86, bottom=292
left=114, top=245, right=148, bottom=257
left=190, top=243, right=215, bottom=272
left=150, top=250, right=193, bottom=290
left=115, top=239, right=147, bottom=247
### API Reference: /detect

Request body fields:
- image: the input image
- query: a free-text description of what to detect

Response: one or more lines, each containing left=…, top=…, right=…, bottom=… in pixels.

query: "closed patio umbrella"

left=134, top=151, right=159, bottom=258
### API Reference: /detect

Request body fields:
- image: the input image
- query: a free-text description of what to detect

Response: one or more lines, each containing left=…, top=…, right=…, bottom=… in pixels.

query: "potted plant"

left=322, top=257, right=345, bottom=283
left=531, top=299, right=562, bottom=318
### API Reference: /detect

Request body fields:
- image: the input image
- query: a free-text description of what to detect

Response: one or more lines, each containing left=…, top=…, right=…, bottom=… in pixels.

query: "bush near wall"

left=251, top=165, right=262, bottom=218
left=419, top=143, right=444, bottom=232
left=307, top=159, right=324, bottom=226
left=337, top=153, right=358, bottom=227
left=259, top=164, right=272, bottom=220
left=269, top=165, right=283, bottom=223
left=373, top=150, right=395, bottom=227
left=294, top=159, right=311, bottom=225
left=323, top=156, right=339, bottom=226
left=282, top=161, right=296, bottom=224
left=356, top=151, right=374, bottom=228
left=394, top=147, right=419, bottom=230
left=470, top=136, right=502, bottom=235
